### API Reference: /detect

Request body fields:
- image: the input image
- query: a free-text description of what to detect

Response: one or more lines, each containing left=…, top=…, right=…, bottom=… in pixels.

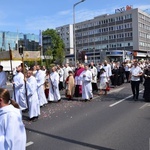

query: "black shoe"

left=32, top=116, right=38, bottom=122
left=84, top=99, right=88, bottom=102
left=32, top=118, right=38, bottom=122
left=132, top=95, right=135, bottom=100
left=22, top=109, right=28, bottom=113
left=58, top=99, right=61, bottom=102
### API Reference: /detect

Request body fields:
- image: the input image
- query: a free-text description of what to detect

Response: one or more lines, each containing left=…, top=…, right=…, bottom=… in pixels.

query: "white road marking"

left=139, top=103, right=150, bottom=109
left=109, top=95, right=133, bottom=107
left=26, top=141, right=34, bottom=147
left=109, top=89, right=144, bottom=107
left=109, top=87, right=125, bottom=94
left=93, top=96, right=100, bottom=100
left=139, top=103, right=149, bottom=109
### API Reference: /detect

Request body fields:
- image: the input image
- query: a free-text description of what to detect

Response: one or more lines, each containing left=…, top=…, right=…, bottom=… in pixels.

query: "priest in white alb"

left=35, top=65, right=47, bottom=107
left=48, top=66, right=61, bottom=102
left=80, top=64, right=93, bottom=101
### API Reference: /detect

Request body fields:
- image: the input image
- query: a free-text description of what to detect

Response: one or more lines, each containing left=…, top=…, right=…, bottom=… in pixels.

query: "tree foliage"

left=42, top=29, right=65, bottom=65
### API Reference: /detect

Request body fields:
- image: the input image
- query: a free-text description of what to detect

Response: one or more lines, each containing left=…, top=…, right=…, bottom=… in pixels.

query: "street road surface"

left=6, top=83, right=150, bottom=150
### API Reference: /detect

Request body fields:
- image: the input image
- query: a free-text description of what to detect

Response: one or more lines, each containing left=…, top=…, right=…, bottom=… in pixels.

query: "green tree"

left=42, top=29, right=65, bottom=65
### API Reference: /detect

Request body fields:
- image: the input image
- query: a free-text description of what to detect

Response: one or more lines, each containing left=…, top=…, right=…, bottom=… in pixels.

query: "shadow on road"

left=26, top=128, right=114, bottom=150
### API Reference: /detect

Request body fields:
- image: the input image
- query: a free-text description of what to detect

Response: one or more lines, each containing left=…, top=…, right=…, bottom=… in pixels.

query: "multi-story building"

left=56, top=6, right=150, bottom=64
left=56, top=24, right=74, bottom=63
left=0, top=31, right=39, bottom=51
left=42, top=35, right=52, bottom=54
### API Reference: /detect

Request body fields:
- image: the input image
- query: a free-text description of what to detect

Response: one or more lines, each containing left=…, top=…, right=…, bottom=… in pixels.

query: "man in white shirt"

left=0, top=65, right=7, bottom=88
left=129, top=60, right=143, bottom=100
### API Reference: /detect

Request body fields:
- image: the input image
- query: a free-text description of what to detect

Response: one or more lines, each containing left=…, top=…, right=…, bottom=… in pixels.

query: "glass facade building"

left=0, top=31, right=39, bottom=51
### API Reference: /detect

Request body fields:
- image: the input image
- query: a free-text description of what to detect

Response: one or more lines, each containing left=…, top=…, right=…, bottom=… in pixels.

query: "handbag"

left=106, top=84, right=110, bottom=91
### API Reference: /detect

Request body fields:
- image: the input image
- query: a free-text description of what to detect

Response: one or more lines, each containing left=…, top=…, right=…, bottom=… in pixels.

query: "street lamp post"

left=73, top=0, right=85, bottom=66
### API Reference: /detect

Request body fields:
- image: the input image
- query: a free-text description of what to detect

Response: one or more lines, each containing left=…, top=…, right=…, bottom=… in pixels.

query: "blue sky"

left=0, top=0, right=150, bottom=35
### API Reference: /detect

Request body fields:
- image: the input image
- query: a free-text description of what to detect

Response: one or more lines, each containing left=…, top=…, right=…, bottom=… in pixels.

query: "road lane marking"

left=109, top=87, right=125, bottom=94
left=109, top=95, right=133, bottom=107
left=93, top=96, right=100, bottom=100
left=26, top=141, right=34, bottom=147
left=109, top=89, right=144, bottom=107
left=139, top=103, right=150, bottom=109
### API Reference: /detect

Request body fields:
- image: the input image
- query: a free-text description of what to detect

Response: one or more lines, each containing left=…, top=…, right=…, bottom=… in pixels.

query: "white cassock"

left=80, top=70, right=93, bottom=100
left=63, top=66, right=72, bottom=81
left=35, top=70, right=47, bottom=106
left=48, top=71, right=61, bottom=102
left=26, top=76, right=40, bottom=119
left=57, top=68, right=64, bottom=83
left=0, top=71, right=7, bottom=88
left=0, top=105, right=26, bottom=150
left=89, top=66, right=97, bottom=83
left=13, top=72, right=27, bottom=110
left=99, top=72, right=108, bottom=89
left=103, top=64, right=112, bottom=79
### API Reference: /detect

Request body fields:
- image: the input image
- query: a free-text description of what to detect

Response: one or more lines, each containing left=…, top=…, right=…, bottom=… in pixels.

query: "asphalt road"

left=7, top=83, right=150, bottom=150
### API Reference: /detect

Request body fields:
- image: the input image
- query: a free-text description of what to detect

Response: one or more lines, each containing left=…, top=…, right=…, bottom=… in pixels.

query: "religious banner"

left=0, top=50, right=41, bottom=61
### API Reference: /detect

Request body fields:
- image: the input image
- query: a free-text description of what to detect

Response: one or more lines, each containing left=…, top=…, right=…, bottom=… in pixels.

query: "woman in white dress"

left=99, top=68, right=108, bottom=95
left=0, top=88, right=26, bottom=150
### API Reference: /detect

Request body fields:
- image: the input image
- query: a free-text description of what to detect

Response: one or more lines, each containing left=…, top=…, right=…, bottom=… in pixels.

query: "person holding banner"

left=12, top=65, right=27, bottom=111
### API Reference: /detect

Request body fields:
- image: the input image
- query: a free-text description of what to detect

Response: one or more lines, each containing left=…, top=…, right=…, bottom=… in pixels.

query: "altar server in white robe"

left=35, top=65, right=47, bottom=107
left=0, top=88, right=26, bottom=150
left=26, top=70, right=40, bottom=121
left=103, top=60, right=112, bottom=80
left=48, top=66, right=61, bottom=102
left=12, top=65, right=27, bottom=110
left=89, top=62, right=98, bottom=92
left=80, top=64, right=93, bottom=101
left=0, top=65, right=7, bottom=88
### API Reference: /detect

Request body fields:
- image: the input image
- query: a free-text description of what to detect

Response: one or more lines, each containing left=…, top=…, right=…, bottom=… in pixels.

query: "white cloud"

left=23, top=5, right=150, bottom=34
left=58, top=10, right=72, bottom=15
left=134, top=4, right=150, bottom=10
left=23, top=7, right=114, bottom=33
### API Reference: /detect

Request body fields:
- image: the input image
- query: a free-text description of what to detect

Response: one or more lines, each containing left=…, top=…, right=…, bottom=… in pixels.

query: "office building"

left=0, top=31, right=39, bottom=51
left=56, top=24, right=74, bottom=63
left=56, top=6, right=150, bottom=64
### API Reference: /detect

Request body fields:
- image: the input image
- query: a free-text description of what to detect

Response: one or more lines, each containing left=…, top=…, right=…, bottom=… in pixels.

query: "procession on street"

left=0, top=59, right=150, bottom=150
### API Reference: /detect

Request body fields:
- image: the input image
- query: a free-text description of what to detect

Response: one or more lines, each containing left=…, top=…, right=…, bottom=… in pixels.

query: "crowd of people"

left=0, top=59, right=150, bottom=115
left=0, top=59, right=150, bottom=149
